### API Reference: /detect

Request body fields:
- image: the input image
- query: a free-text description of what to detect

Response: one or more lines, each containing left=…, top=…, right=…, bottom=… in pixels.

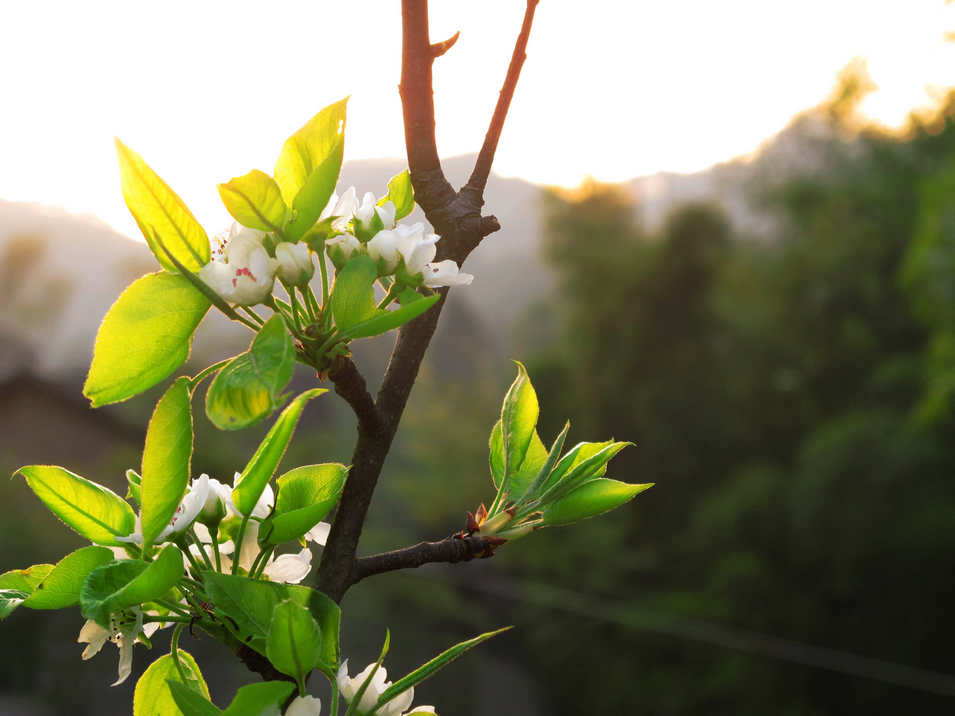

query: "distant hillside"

left=0, top=112, right=831, bottom=384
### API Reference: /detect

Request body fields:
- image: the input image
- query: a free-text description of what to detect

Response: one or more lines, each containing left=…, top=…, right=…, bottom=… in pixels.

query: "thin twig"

left=353, top=534, right=503, bottom=585
left=465, top=0, right=540, bottom=198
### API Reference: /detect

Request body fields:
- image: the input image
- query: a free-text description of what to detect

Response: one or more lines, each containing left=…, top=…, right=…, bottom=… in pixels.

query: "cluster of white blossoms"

left=198, top=186, right=472, bottom=307
left=81, top=471, right=330, bottom=684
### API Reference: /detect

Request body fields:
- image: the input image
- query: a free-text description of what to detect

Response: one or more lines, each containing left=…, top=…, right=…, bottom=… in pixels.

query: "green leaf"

left=133, top=651, right=209, bottom=716
left=218, top=169, right=289, bottom=233
left=379, top=170, right=415, bottom=220
left=141, top=378, right=194, bottom=552
left=126, top=469, right=143, bottom=505
left=274, top=98, right=347, bottom=204
left=262, top=464, right=348, bottom=545
left=232, top=389, right=326, bottom=518
left=378, top=627, right=511, bottom=706
left=267, top=600, right=322, bottom=693
left=84, top=271, right=211, bottom=406
left=81, top=545, right=184, bottom=626
left=116, top=138, right=210, bottom=272
left=15, top=465, right=136, bottom=545
left=206, top=315, right=295, bottom=431
left=167, top=681, right=222, bottom=716
left=203, top=573, right=340, bottom=675
left=522, top=422, right=571, bottom=502
left=489, top=420, right=505, bottom=489
left=221, top=682, right=296, bottom=716
left=544, top=440, right=615, bottom=491
left=541, top=479, right=653, bottom=526
left=543, top=441, right=632, bottom=502
left=276, top=99, right=348, bottom=241
left=330, top=255, right=378, bottom=332
left=287, top=139, right=344, bottom=241
left=507, top=430, right=548, bottom=502
left=339, top=294, right=440, bottom=340
left=21, top=546, right=113, bottom=610
left=0, top=564, right=53, bottom=619
left=499, top=362, right=539, bottom=482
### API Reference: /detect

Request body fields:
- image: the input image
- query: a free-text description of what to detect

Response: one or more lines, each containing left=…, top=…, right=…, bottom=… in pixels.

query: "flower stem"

left=241, top=306, right=266, bottom=327
left=176, top=536, right=206, bottom=576
left=328, top=672, right=340, bottom=715
left=250, top=546, right=275, bottom=580
left=210, top=527, right=222, bottom=572
left=377, top=286, right=398, bottom=310
left=155, top=598, right=189, bottom=616
left=188, top=528, right=214, bottom=570
left=318, top=253, right=330, bottom=306
left=190, top=358, right=231, bottom=389
left=170, top=623, right=188, bottom=683
left=232, top=516, right=250, bottom=575
left=143, top=614, right=192, bottom=624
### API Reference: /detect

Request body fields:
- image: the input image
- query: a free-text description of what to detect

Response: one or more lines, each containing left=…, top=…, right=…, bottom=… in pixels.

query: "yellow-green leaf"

left=218, top=169, right=288, bottom=233
left=141, top=378, right=193, bottom=552
left=15, top=465, right=136, bottom=545
left=116, top=139, right=210, bottom=272
left=84, top=271, right=210, bottom=407
left=134, top=651, right=209, bottom=716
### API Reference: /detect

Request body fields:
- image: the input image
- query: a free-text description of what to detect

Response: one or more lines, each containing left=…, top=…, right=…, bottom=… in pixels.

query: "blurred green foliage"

left=513, top=92, right=955, bottom=713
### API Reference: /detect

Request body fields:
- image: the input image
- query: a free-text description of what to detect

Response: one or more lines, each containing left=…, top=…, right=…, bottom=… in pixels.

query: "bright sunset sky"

left=2, top=0, right=954, bottom=239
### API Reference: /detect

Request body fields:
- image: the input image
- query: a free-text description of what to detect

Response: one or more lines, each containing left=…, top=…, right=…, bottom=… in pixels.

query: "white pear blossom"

left=118, top=474, right=211, bottom=546
left=199, top=223, right=279, bottom=305
left=421, top=259, right=474, bottom=288
left=338, top=661, right=431, bottom=715
left=77, top=607, right=145, bottom=686
left=376, top=200, right=397, bottom=231
left=326, top=232, right=361, bottom=266
left=286, top=694, right=323, bottom=716
left=355, top=192, right=398, bottom=237
left=395, top=223, right=439, bottom=275
left=366, top=229, right=400, bottom=272
left=321, top=187, right=358, bottom=232
left=187, top=471, right=330, bottom=583
left=275, top=242, right=314, bottom=286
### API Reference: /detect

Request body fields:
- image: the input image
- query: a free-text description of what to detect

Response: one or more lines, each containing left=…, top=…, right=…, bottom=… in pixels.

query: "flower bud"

left=326, top=232, right=361, bottom=270
left=275, top=242, right=315, bottom=286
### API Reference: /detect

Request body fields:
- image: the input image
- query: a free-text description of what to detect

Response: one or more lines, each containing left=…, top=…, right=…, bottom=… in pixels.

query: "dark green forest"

left=509, top=92, right=955, bottom=713
left=2, top=83, right=955, bottom=714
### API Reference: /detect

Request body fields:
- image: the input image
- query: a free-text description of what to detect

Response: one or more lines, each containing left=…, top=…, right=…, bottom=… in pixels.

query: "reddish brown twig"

left=316, top=0, right=539, bottom=604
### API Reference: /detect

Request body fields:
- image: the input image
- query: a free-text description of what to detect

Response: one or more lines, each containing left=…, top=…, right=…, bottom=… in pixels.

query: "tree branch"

left=315, top=0, right=539, bottom=604
left=464, top=0, right=539, bottom=198
left=327, top=356, right=381, bottom=436
left=353, top=534, right=503, bottom=585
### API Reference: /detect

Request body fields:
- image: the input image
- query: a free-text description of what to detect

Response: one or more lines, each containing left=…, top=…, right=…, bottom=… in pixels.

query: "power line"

left=404, top=570, right=955, bottom=698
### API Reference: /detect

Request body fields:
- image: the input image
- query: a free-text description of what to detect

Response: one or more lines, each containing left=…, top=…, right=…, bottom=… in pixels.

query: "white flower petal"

left=78, top=620, right=109, bottom=660
left=286, top=694, right=323, bottom=716
left=422, top=260, right=473, bottom=288
left=306, top=521, right=331, bottom=546
left=263, top=547, right=312, bottom=584
left=376, top=201, right=397, bottom=230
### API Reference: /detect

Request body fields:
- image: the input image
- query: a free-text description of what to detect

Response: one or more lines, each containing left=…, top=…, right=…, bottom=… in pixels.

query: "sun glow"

left=1, top=0, right=953, bottom=240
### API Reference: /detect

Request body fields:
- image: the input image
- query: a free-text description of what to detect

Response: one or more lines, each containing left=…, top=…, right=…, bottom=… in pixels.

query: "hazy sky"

left=2, top=0, right=954, bottom=239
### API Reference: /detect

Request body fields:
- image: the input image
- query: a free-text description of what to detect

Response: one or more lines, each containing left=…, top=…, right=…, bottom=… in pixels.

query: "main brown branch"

left=315, top=0, right=539, bottom=604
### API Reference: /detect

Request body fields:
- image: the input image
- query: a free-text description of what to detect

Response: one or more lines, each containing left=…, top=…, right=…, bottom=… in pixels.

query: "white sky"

left=1, top=0, right=954, bottom=239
